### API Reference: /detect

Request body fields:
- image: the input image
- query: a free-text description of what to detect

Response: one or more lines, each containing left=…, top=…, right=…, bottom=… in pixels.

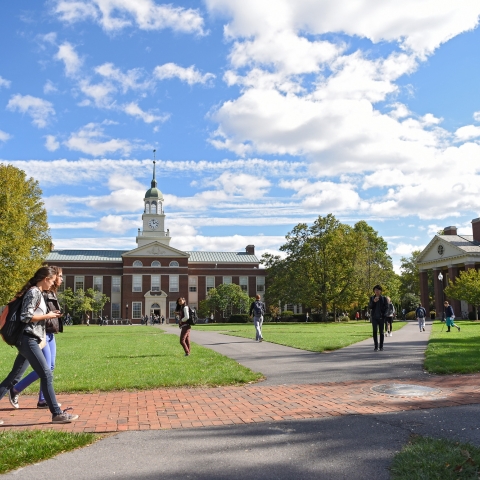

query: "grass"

left=0, top=326, right=262, bottom=393
left=0, top=430, right=97, bottom=474
left=390, top=435, right=480, bottom=479
left=424, top=320, right=480, bottom=374
left=195, top=321, right=407, bottom=352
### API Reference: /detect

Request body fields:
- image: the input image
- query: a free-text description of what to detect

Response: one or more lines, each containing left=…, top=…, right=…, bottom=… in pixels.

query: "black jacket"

left=368, top=295, right=387, bottom=321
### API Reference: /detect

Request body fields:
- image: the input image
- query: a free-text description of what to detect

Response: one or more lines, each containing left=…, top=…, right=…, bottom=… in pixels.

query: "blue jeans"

left=254, top=316, right=263, bottom=341
left=15, top=335, right=62, bottom=415
left=15, top=333, right=56, bottom=402
left=0, top=354, right=30, bottom=401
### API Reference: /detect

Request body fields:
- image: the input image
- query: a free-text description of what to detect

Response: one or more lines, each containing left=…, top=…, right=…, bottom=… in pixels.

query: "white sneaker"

left=390, top=332, right=393, bottom=336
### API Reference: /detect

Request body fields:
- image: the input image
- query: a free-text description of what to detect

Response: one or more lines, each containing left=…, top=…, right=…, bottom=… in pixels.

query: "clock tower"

left=136, top=159, right=171, bottom=247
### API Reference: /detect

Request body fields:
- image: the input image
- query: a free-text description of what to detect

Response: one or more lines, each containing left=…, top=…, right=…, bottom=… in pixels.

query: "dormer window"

left=133, top=260, right=143, bottom=267
left=151, top=261, right=161, bottom=267
left=169, top=261, right=179, bottom=267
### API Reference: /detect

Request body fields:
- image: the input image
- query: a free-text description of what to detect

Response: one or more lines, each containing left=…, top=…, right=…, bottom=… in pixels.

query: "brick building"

left=46, top=162, right=266, bottom=322
left=416, top=219, right=480, bottom=318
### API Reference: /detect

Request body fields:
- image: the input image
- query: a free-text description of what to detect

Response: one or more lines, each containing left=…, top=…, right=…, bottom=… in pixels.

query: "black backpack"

left=253, top=301, right=264, bottom=316
left=186, top=307, right=197, bottom=326
left=0, top=295, right=28, bottom=346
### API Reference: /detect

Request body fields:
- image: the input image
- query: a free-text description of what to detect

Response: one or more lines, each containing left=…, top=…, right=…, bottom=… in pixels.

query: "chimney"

left=443, top=226, right=457, bottom=236
left=472, top=218, right=480, bottom=242
left=245, top=245, right=255, bottom=255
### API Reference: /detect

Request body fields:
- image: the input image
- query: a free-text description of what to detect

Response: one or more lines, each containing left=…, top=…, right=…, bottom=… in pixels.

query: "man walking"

left=249, top=294, right=265, bottom=342
left=415, top=303, right=427, bottom=332
left=368, top=285, right=387, bottom=351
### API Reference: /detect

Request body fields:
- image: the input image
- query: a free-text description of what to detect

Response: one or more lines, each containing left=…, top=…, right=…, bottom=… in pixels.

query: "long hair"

left=49, top=266, right=62, bottom=294
left=16, top=266, right=57, bottom=298
left=175, top=297, right=185, bottom=312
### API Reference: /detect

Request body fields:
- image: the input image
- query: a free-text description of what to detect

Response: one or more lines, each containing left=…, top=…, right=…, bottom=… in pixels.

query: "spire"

left=151, top=149, right=157, bottom=189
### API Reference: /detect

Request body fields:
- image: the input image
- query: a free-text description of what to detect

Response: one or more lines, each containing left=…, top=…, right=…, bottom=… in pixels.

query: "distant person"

left=210, top=313, right=214, bottom=323
left=85, top=314, right=90, bottom=326
left=444, top=301, right=460, bottom=332
left=385, top=297, right=395, bottom=337
left=176, top=297, right=191, bottom=356
left=249, top=295, right=265, bottom=342
left=355, top=311, right=360, bottom=321
left=98, top=315, right=103, bottom=326
left=306, top=312, right=309, bottom=322
left=368, top=285, right=387, bottom=351
left=415, top=303, right=427, bottom=332
left=365, top=311, right=370, bottom=322
left=402, top=308, right=406, bottom=320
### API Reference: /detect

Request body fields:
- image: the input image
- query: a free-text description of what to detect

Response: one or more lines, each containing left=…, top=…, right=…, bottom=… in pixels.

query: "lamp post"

left=126, top=303, right=129, bottom=322
left=438, top=272, right=444, bottom=320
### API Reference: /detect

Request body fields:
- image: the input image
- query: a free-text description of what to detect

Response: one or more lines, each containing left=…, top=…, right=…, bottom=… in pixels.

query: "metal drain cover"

left=371, top=384, right=442, bottom=396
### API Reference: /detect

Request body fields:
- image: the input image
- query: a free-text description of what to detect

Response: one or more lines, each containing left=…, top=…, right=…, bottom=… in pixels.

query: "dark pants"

left=180, top=325, right=191, bottom=354
left=385, top=317, right=393, bottom=332
left=0, top=354, right=30, bottom=400
left=372, top=317, right=384, bottom=348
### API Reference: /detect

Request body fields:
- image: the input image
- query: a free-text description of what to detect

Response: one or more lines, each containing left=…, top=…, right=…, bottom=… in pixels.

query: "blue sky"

left=1, top=0, right=480, bottom=271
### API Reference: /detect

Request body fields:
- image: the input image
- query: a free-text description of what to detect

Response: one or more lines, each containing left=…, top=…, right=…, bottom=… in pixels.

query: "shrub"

left=468, top=310, right=478, bottom=320
left=281, top=310, right=294, bottom=317
left=406, top=311, right=416, bottom=320
left=227, top=314, right=249, bottom=323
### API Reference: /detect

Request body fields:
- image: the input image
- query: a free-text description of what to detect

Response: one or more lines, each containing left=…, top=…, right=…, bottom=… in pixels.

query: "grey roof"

left=46, top=250, right=127, bottom=262
left=186, top=251, right=260, bottom=263
left=438, top=235, right=480, bottom=253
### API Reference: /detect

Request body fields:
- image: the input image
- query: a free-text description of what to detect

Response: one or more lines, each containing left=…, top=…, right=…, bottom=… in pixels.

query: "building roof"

left=46, top=250, right=127, bottom=262
left=186, top=251, right=260, bottom=263
left=46, top=249, right=261, bottom=263
left=437, top=235, right=480, bottom=253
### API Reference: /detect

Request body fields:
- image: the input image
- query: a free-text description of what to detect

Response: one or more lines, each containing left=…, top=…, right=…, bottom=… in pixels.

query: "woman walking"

left=176, top=297, right=191, bottom=356
left=444, top=301, right=461, bottom=332
left=0, top=266, right=78, bottom=423
left=9, top=267, right=64, bottom=409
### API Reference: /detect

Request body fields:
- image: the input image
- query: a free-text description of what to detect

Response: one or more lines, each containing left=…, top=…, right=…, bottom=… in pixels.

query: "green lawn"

left=390, top=435, right=480, bottom=479
left=0, top=326, right=262, bottom=393
left=195, top=321, right=407, bottom=352
left=0, top=430, right=97, bottom=474
left=424, top=320, right=480, bottom=374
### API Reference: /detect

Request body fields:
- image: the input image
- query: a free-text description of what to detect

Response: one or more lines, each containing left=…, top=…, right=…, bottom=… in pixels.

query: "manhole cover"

left=371, top=384, right=442, bottom=397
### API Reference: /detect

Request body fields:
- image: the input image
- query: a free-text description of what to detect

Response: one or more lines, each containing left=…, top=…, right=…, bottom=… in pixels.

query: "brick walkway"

left=2, top=374, right=480, bottom=433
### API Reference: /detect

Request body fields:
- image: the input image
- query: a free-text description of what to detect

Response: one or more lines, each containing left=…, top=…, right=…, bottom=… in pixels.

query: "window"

left=169, top=301, right=177, bottom=319
left=57, top=281, right=65, bottom=293
left=223, top=276, right=232, bottom=285
left=189, top=276, right=197, bottom=292
left=74, top=276, right=84, bottom=292
left=169, top=261, right=179, bottom=267
left=111, top=303, right=120, bottom=319
left=151, top=275, right=160, bottom=292
left=151, top=201, right=157, bottom=214
left=145, top=203, right=150, bottom=214
left=239, top=276, right=248, bottom=293
left=169, top=275, right=179, bottom=292
left=206, top=276, right=215, bottom=294
left=132, top=275, right=142, bottom=292
left=112, top=276, right=121, bottom=293
left=132, top=302, right=142, bottom=319
left=133, top=260, right=143, bottom=267
left=286, top=304, right=294, bottom=312
left=256, top=276, right=265, bottom=292
left=151, top=260, right=161, bottom=267
left=93, top=276, right=103, bottom=292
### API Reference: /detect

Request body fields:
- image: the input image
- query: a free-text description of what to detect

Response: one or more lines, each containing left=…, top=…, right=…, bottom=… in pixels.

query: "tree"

left=445, top=269, right=480, bottom=320
left=0, top=164, right=51, bottom=304
left=264, top=214, right=359, bottom=321
left=399, top=250, right=421, bottom=297
left=87, top=288, right=110, bottom=316
left=205, top=283, right=252, bottom=318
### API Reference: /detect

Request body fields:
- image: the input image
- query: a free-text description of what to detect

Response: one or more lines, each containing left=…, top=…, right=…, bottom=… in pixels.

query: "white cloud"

left=64, top=123, right=133, bottom=156
left=54, top=42, right=83, bottom=77
left=154, top=63, right=215, bottom=85
left=474, top=111, right=480, bottom=122
left=45, top=135, right=60, bottom=151
left=96, top=214, right=140, bottom=233
left=0, top=130, right=12, bottom=143
left=95, top=63, right=152, bottom=92
left=6, top=94, right=55, bottom=128
left=78, top=78, right=116, bottom=108
left=53, top=0, right=206, bottom=35
left=123, top=102, right=169, bottom=124
left=0, top=75, right=11, bottom=89
left=454, top=125, right=480, bottom=141
left=389, top=242, right=425, bottom=256
left=43, top=80, right=58, bottom=94
left=212, top=172, right=270, bottom=199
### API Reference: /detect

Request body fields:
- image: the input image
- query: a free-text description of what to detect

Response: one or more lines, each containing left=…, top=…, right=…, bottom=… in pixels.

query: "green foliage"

left=205, top=283, right=252, bottom=316
left=281, top=310, right=294, bottom=317
left=401, top=292, right=420, bottom=312
left=0, top=327, right=262, bottom=392
left=0, top=164, right=51, bottom=305
left=87, top=288, right=109, bottom=314
left=58, top=288, right=110, bottom=320
left=0, top=430, right=97, bottom=474
left=399, top=250, right=421, bottom=297
left=425, top=321, right=480, bottom=374
left=445, top=269, right=480, bottom=320
left=391, top=435, right=480, bottom=480
left=405, top=311, right=416, bottom=320
left=227, top=314, right=249, bottom=323
left=198, top=299, right=210, bottom=317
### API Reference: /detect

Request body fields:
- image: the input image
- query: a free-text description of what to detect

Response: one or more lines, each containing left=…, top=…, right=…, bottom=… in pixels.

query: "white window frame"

left=132, top=302, right=142, bottom=319
left=189, top=276, right=197, bottom=292
left=223, top=276, right=232, bottom=285
left=74, top=276, right=84, bottom=292
left=112, top=276, right=121, bottom=293
left=151, top=260, right=161, bottom=267
left=256, top=276, right=265, bottom=293
left=133, top=260, right=143, bottom=267
left=111, top=303, right=120, bottom=319
left=151, top=275, right=160, bottom=292
left=93, top=276, right=103, bottom=292
left=169, top=261, right=179, bottom=267
left=132, top=275, right=142, bottom=292
left=169, top=301, right=177, bottom=319
left=239, top=276, right=248, bottom=293
left=169, top=275, right=179, bottom=292
left=206, top=276, right=215, bottom=294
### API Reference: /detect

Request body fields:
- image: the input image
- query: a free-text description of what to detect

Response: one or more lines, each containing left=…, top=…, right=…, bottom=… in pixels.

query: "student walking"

left=444, top=301, right=460, bottom=332
left=0, top=266, right=78, bottom=423
left=249, top=295, right=265, bottom=342
left=385, top=297, right=395, bottom=336
left=176, top=297, right=191, bottom=356
left=368, top=285, right=387, bottom=351
left=415, top=303, right=427, bottom=332
left=9, top=267, right=65, bottom=409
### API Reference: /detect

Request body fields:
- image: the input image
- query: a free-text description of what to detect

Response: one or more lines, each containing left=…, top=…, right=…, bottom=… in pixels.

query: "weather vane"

left=153, top=149, right=156, bottom=164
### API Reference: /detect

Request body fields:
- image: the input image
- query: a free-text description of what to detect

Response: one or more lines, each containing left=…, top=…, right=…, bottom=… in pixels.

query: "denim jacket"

left=20, top=287, right=46, bottom=342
